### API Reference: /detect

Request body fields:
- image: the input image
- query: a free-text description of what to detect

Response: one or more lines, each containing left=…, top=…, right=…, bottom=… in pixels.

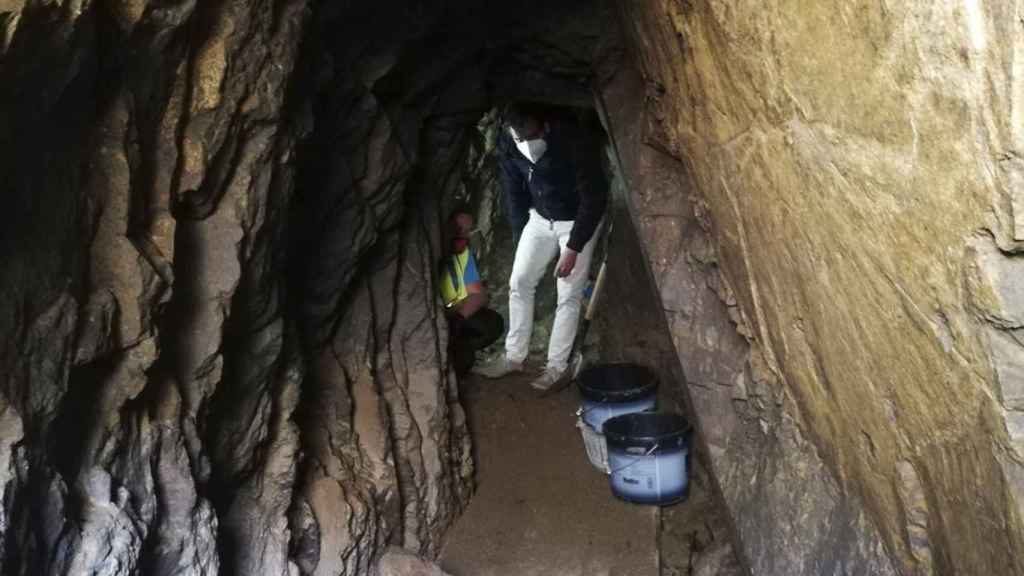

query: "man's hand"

left=455, top=289, right=488, bottom=318
left=556, top=249, right=578, bottom=278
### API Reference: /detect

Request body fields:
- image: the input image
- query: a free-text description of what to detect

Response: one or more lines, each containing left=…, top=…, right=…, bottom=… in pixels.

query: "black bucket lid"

left=604, top=412, right=692, bottom=447
left=576, top=363, right=658, bottom=403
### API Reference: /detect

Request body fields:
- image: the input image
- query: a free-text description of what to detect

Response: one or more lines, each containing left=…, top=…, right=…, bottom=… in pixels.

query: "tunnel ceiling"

left=341, top=0, right=605, bottom=113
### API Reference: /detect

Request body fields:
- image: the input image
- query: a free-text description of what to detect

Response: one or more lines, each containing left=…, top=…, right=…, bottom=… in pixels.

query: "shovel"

left=570, top=198, right=616, bottom=382
left=571, top=259, right=608, bottom=379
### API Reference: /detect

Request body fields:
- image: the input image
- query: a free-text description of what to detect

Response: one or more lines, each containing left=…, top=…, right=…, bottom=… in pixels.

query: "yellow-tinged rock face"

left=192, top=35, right=229, bottom=113
left=621, top=0, right=1024, bottom=573
left=104, top=0, right=146, bottom=31
left=0, top=5, right=20, bottom=54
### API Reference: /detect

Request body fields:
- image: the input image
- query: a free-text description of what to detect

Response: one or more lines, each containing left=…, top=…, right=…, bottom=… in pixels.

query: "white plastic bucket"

left=604, top=412, right=691, bottom=505
left=581, top=396, right=657, bottom=432
left=576, top=417, right=609, bottom=474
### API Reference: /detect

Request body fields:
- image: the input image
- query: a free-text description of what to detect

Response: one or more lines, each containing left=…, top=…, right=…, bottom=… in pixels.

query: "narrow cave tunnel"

left=3, top=1, right=1024, bottom=576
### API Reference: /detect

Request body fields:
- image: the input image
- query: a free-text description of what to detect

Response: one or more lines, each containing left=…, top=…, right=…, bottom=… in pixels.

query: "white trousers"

left=506, top=209, right=600, bottom=372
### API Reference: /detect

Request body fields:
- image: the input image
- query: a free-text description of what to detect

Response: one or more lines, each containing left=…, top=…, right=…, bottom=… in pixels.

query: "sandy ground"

left=440, top=371, right=659, bottom=576
left=657, top=463, right=742, bottom=576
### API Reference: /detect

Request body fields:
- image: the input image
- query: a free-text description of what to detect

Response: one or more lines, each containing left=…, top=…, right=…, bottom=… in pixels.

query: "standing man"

left=474, top=102, right=608, bottom=390
left=440, top=206, right=504, bottom=377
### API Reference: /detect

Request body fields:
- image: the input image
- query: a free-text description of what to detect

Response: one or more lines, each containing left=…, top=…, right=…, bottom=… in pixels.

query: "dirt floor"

left=439, top=370, right=660, bottom=576
left=657, top=464, right=742, bottom=576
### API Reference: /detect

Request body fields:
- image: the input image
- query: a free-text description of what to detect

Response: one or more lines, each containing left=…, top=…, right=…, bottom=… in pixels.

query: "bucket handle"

left=609, top=444, right=659, bottom=475
left=574, top=405, right=657, bottom=418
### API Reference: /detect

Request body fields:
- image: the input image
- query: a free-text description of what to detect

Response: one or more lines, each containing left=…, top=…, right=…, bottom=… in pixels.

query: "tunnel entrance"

left=358, top=10, right=744, bottom=571
left=284, top=0, right=747, bottom=571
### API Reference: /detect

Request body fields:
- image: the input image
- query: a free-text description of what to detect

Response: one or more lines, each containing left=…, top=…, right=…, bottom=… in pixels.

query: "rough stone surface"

left=605, top=1, right=1024, bottom=574
left=375, top=547, right=452, bottom=576
left=2, top=0, right=309, bottom=573
left=598, top=55, right=896, bottom=576
left=0, top=1, right=508, bottom=574
left=0, top=1, right=622, bottom=574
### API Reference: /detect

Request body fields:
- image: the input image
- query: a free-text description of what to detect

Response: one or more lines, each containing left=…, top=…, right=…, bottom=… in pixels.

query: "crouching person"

left=440, top=206, right=504, bottom=377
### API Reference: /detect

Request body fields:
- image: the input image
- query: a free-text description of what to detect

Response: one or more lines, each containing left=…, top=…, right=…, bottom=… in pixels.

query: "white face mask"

left=510, top=127, right=547, bottom=164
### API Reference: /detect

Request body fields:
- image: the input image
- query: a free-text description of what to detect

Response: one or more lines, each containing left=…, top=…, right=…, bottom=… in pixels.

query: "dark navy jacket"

left=496, top=118, right=608, bottom=252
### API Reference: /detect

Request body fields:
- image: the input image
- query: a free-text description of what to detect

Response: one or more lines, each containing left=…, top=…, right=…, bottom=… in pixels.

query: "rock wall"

left=0, top=1, right=493, bottom=574
left=0, top=0, right=618, bottom=573
left=607, top=1, right=1024, bottom=574
left=1, top=1, right=313, bottom=573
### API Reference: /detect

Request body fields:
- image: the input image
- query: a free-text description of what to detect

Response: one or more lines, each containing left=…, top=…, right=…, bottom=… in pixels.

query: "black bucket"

left=604, top=412, right=692, bottom=505
left=576, top=363, right=658, bottom=403
left=576, top=363, right=659, bottom=432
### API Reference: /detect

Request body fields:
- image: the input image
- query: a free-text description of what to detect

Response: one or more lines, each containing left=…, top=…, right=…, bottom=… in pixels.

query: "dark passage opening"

left=281, top=0, right=745, bottom=573
left=0, top=1, right=747, bottom=574
left=281, top=2, right=743, bottom=573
